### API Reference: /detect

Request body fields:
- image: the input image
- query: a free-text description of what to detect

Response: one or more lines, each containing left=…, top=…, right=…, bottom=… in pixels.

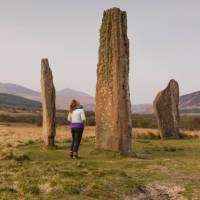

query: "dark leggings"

left=70, top=128, right=84, bottom=154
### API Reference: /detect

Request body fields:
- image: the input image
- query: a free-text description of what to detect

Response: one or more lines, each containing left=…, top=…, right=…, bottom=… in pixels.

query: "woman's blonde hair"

left=69, top=99, right=78, bottom=113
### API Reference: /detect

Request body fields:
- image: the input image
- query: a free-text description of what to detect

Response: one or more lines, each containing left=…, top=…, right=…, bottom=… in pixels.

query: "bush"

left=180, top=116, right=200, bottom=130
left=131, top=114, right=157, bottom=128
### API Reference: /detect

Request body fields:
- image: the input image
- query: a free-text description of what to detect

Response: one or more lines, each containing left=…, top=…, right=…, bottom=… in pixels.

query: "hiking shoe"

left=72, top=153, right=78, bottom=159
left=72, top=155, right=78, bottom=159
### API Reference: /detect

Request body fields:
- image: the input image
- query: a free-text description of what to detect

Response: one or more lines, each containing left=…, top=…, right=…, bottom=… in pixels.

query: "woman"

left=68, top=99, right=86, bottom=159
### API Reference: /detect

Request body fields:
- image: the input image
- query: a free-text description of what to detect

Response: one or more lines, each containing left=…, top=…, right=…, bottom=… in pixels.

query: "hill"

left=56, top=88, right=91, bottom=97
left=0, top=83, right=94, bottom=110
left=1, top=83, right=200, bottom=113
left=179, top=91, right=200, bottom=110
left=0, top=83, right=40, bottom=97
left=132, top=92, right=200, bottom=114
left=0, top=93, right=41, bottom=108
left=56, top=88, right=95, bottom=110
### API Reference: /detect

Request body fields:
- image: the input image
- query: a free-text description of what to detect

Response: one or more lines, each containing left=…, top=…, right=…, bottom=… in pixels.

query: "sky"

left=0, top=0, right=200, bottom=104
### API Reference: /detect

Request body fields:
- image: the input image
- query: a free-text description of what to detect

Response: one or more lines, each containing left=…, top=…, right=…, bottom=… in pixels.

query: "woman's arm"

left=81, top=109, right=86, bottom=123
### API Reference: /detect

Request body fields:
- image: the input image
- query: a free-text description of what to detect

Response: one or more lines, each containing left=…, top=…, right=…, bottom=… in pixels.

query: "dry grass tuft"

left=0, top=124, right=199, bottom=147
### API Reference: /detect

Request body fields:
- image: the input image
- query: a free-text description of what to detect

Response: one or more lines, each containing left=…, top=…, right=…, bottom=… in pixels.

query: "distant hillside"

left=132, top=92, right=200, bottom=114
left=179, top=91, right=200, bottom=110
left=0, top=83, right=94, bottom=110
left=56, top=88, right=94, bottom=110
left=0, top=83, right=40, bottom=97
left=56, top=96, right=95, bottom=110
left=57, top=88, right=91, bottom=97
left=0, top=93, right=41, bottom=108
left=1, top=82, right=200, bottom=113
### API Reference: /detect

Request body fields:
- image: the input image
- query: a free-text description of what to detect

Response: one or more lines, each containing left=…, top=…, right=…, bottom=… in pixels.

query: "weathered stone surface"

left=95, top=7, right=132, bottom=154
left=41, top=59, right=56, bottom=146
left=153, top=79, right=180, bottom=139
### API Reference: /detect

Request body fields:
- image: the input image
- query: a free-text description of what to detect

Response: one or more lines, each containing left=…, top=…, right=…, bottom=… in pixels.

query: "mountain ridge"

left=1, top=83, right=200, bottom=112
left=0, top=83, right=40, bottom=97
left=0, top=83, right=94, bottom=110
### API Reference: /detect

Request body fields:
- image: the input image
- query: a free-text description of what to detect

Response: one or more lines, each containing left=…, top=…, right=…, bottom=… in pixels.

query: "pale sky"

left=0, top=0, right=200, bottom=104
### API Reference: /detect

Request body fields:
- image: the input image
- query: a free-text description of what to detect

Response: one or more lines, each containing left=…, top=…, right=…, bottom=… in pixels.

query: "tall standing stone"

left=41, top=59, right=56, bottom=146
left=153, top=79, right=180, bottom=139
left=95, top=8, right=132, bottom=154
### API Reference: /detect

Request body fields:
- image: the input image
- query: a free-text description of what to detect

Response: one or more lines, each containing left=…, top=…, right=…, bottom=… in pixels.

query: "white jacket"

left=68, top=108, right=86, bottom=123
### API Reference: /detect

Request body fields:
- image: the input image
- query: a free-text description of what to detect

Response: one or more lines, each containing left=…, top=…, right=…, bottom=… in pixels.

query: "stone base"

left=43, top=136, right=55, bottom=146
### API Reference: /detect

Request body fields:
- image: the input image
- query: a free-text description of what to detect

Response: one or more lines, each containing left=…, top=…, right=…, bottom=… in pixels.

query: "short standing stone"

left=153, top=79, right=180, bottom=139
left=41, top=59, right=56, bottom=146
left=95, top=8, right=132, bottom=154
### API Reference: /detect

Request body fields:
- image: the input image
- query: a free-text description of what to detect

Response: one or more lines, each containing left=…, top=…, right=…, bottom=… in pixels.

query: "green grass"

left=0, top=138, right=200, bottom=199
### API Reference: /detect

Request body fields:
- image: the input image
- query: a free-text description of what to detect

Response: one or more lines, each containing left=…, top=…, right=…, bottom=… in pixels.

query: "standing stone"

left=41, top=59, right=56, bottom=146
left=95, top=7, right=132, bottom=154
left=153, top=79, right=180, bottom=139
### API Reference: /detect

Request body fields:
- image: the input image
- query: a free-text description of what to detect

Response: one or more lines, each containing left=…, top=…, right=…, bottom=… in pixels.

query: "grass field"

left=0, top=124, right=200, bottom=199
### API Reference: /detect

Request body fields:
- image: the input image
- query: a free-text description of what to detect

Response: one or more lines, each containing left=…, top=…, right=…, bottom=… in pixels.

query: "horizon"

left=0, top=81, right=199, bottom=105
left=1, top=1, right=200, bottom=104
